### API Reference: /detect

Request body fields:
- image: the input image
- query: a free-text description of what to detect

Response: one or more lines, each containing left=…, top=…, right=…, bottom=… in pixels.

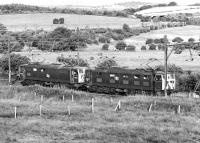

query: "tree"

left=0, top=53, right=30, bottom=73
left=172, top=37, right=184, bottom=43
left=146, top=38, right=153, bottom=45
left=188, top=38, right=195, bottom=43
left=48, top=27, right=72, bottom=39
left=141, top=46, right=147, bottom=51
left=0, top=23, right=7, bottom=35
left=57, top=56, right=89, bottom=67
left=59, top=18, right=64, bottom=24
left=149, top=44, right=157, bottom=50
left=126, top=45, right=136, bottom=51
left=102, top=44, right=109, bottom=50
left=53, top=18, right=59, bottom=24
left=96, top=58, right=118, bottom=70
left=123, top=24, right=131, bottom=32
left=168, top=2, right=178, bottom=6
left=115, top=41, right=127, bottom=50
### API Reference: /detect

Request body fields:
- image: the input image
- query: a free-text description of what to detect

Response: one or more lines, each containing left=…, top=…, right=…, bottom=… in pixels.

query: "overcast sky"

left=0, top=0, right=199, bottom=6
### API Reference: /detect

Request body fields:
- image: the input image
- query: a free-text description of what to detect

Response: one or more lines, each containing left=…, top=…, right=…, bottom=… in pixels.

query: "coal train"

left=18, top=63, right=176, bottom=95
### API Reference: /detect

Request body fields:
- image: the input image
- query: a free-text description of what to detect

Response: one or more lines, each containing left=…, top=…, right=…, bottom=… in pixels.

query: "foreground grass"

left=0, top=85, right=200, bottom=143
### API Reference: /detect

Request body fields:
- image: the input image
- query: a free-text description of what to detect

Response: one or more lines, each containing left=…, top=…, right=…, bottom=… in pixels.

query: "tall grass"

left=1, top=85, right=200, bottom=142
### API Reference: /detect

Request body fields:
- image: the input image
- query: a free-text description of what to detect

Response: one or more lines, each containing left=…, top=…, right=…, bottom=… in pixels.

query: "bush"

left=102, top=44, right=109, bottom=50
left=141, top=46, right=147, bottom=51
left=154, top=39, right=161, bottom=44
left=115, top=41, right=127, bottom=50
left=149, top=44, right=157, bottom=50
left=188, top=38, right=195, bottom=43
left=123, top=24, right=131, bottom=32
left=158, top=44, right=165, bottom=50
left=126, top=45, right=136, bottom=51
left=172, top=37, right=184, bottom=43
left=96, top=58, right=118, bottom=69
left=57, top=56, right=89, bottom=67
left=146, top=38, right=154, bottom=44
left=98, top=37, right=110, bottom=43
left=0, top=53, right=30, bottom=73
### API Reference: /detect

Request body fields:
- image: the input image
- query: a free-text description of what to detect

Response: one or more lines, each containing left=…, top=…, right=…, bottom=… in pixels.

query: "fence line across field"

left=6, top=23, right=142, bottom=32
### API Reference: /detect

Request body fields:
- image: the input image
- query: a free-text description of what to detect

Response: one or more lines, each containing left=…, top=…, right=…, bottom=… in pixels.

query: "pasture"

left=15, top=25, right=200, bottom=71
left=0, top=85, right=200, bottom=142
left=0, top=13, right=141, bottom=31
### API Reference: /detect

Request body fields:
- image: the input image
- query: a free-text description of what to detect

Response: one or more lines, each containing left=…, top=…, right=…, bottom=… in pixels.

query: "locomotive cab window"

left=155, top=75, right=162, bottom=81
left=143, top=75, right=150, bottom=80
left=134, top=75, right=140, bottom=79
left=97, top=72, right=102, bottom=77
left=40, top=69, right=45, bottom=72
left=96, top=72, right=102, bottom=83
left=33, top=68, right=37, bottom=72
left=122, top=75, right=129, bottom=85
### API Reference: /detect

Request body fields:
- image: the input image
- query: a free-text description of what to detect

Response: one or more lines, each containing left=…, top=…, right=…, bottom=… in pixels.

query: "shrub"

left=95, top=28, right=107, bottom=34
left=102, top=44, right=109, bottom=50
left=0, top=23, right=7, bottom=35
left=154, top=39, right=161, bottom=44
left=115, top=41, right=127, bottom=50
left=96, top=58, right=118, bottom=69
left=0, top=53, right=30, bottom=73
left=98, top=37, right=110, bottom=43
left=158, top=44, right=165, bottom=50
left=141, top=46, right=147, bottom=51
left=126, top=45, right=136, bottom=51
left=123, top=24, right=131, bottom=32
left=188, top=38, right=195, bottom=43
left=172, top=37, right=184, bottom=43
left=149, top=44, right=157, bottom=50
left=93, top=40, right=99, bottom=45
left=53, top=18, right=59, bottom=24
left=146, top=38, right=153, bottom=44
left=57, top=56, right=89, bottom=67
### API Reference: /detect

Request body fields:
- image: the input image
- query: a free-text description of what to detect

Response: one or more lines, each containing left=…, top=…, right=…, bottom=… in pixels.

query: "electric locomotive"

left=84, top=67, right=175, bottom=95
left=18, top=63, right=87, bottom=89
left=18, top=63, right=176, bottom=95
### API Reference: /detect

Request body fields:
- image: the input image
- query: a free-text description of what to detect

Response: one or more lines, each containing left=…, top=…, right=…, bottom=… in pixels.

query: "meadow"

left=0, top=13, right=141, bottom=31
left=0, top=85, right=200, bottom=143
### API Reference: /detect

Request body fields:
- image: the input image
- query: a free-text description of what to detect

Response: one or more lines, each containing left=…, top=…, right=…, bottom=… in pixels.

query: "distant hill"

left=0, top=4, right=51, bottom=14
left=56, top=1, right=152, bottom=11
left=135, top=6, right=200, bottom=16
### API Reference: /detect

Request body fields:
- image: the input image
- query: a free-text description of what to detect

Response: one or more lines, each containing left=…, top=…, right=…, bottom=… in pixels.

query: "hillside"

left=135, top=5, right=200, bottom=16
left=56, top=1, right=152, bottom=11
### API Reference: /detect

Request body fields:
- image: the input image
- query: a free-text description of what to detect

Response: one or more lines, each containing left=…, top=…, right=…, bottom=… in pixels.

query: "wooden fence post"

left=115, top=100, right=121, bottom=112
left=91, top=98, right=94, bottom=113
left=41, top=95, right=44, bottom=102
left=14, top=107, right=17, bottom=119
left=40, top=105, right=42, bottom=116
left=68, top=105, right=71, bottom=116
left=110, top=97, right=113, bottom=105
left=148, top=104, right=153, bottom=112
left=177, top=105, right=181, bottom=114
left=72, top=94, right=74, bottom=102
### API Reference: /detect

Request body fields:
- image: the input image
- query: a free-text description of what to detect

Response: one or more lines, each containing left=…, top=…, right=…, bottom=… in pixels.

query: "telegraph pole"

left=8, top=37, right=11, bottom=85
left=76, top=27, right=80, bottom=66
left=164, top=35, right=168, bottom=97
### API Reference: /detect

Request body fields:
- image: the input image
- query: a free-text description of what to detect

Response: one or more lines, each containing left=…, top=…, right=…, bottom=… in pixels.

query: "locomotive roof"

left=93, top=67, right=154, bottom=75
left=21, top=63, right=88, bottom=69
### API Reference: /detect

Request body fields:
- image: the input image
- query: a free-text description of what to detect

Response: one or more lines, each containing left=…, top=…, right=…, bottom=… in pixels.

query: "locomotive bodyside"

left=85, top=67, right=156, bottom=95
left=19, top=63, right=87, bottom=89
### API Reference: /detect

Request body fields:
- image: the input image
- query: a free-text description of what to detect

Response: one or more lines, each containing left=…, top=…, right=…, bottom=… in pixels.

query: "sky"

left=0, top=0, right=199, bottom=6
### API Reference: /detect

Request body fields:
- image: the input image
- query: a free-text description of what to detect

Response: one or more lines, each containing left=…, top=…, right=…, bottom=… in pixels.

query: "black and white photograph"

left=0, top=0, right=200, bottom=142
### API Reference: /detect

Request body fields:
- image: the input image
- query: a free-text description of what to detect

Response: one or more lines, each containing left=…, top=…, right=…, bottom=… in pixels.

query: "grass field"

left=0, top=85, right=200, bottom=142
left=0, top=13, right=141, bottom=31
